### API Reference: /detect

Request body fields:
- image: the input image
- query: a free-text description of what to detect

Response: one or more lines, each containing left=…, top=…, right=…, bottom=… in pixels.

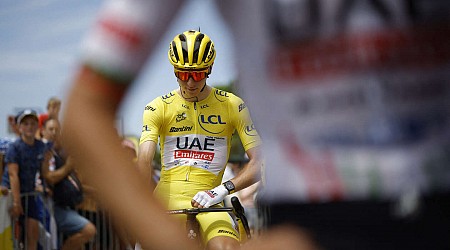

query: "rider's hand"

left=191, top=185, right=228, bottom=208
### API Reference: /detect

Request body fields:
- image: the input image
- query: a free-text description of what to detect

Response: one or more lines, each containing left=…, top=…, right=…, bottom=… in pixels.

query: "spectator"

left=0, top=138, right=13, bottom=195
left=37, top=97, right=61, bottom=139
left=4, top=109, right=48, bottom=250
left=40, top=118, right=96, bottom=250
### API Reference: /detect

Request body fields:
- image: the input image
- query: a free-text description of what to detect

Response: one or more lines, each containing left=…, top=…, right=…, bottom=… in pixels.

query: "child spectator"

left=4, top=109, right=49, bottom=250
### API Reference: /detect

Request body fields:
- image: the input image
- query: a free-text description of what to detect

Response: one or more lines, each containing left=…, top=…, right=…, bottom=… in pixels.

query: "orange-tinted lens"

left=175, top=71, right=189, bottom=81
left=175, top=71, right=207, bottom=81
left=191, top=71, right=207, bottom=81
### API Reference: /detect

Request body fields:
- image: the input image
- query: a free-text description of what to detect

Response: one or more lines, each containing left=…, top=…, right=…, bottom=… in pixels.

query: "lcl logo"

left=199, top=115, right=226, bottom=125
left=215, top=90, right=229, bottom=98
left=161, top=92, right=175, bottom=104
left=198, top=114, right=226, bottom=134
left=162, top=92, right=175, bottom=100
left=244, top=124, right=258, bottom=136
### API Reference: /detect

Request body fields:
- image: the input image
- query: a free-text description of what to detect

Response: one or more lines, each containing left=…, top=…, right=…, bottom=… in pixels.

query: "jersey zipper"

left=185, top=101, right=198, bottom=181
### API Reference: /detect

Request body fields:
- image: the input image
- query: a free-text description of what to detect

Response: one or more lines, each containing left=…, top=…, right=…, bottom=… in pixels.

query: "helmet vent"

left=171, top=41, right=180, bottom=61
left=196, top=34, right=205, bottom=42
left=193, top=34, right=204, bottom=63
left=202, top=42, right=212, bottom=62
left=178, top=34, right=189, bottom=63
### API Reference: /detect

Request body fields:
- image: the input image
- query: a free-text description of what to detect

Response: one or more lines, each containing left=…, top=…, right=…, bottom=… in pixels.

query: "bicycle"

left=167, top=196, right=251, bottom=247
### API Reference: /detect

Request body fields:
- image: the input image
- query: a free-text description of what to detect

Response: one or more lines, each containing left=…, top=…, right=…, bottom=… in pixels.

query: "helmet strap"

left=209, top=65, right=213, bottom=74
left=201, top=65, right=212, bottom=92
left=200, top=82, right=207, bottom=92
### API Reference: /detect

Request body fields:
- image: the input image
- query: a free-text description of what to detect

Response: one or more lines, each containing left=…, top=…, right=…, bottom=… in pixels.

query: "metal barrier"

left=1, top=191, right=127, bottom=250
left=12, top=191, right=54, bottom=250
left=2, top=191, right=264, bottom=249
left=76, top=209, right=126, bottom=250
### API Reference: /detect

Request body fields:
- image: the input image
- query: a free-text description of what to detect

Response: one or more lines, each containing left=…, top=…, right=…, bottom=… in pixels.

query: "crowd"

left=0, top=97, right=111, bottom=249
left=0, top=96, right=263, bottom=250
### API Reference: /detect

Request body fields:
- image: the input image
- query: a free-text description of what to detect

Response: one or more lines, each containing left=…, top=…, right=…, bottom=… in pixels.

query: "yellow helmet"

left=168, top=30, right=216, bottom=70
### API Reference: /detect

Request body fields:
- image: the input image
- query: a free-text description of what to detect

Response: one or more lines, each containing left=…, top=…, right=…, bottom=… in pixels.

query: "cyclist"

left=137, top=30, right=263, bottom=250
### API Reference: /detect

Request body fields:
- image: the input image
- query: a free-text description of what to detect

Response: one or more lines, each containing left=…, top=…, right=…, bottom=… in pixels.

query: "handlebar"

left=167, top=207, right=233, bottom=215
left=167, top=196, right=251, bottom=239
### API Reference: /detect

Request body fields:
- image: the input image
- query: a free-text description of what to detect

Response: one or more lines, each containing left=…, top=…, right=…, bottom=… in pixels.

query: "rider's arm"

left=137, top=140, right=157, bottom=190
left=138, top=98, right=163, bottom=190
left=228, top=145, right=263, bottom=192
left=228, top=97, right=263, bottom=193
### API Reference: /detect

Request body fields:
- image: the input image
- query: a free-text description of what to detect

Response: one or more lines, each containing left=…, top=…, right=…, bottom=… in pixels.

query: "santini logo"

left=145, top=105, right=156, bottom=111
left=169, top=126, right=193, bottom=132
left=238, top=103, right=246, bottom=112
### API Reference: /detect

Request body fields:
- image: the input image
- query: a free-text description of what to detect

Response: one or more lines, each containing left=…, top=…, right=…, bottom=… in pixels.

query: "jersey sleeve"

left=229, top=95, right=262, bottom=151
left=139, top=98, right=163, bottom=145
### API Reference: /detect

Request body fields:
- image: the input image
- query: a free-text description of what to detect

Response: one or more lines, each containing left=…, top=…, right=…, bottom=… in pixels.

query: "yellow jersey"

left=140, top=87, right=261, bottom=190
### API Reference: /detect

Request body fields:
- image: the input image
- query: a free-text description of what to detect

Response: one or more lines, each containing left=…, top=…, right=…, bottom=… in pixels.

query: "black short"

left=259, top=193, right=450, bottom=250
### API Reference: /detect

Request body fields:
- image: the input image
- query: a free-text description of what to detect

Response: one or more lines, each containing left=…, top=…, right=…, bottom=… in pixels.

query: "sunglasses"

left=174, top=70, right=209, bottom=82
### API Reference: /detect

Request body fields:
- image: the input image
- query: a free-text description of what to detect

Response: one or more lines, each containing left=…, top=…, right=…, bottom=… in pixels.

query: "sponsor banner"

left=163, top=134, right=228, bottom=175
left=247, top=1, right=450, bottom=202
